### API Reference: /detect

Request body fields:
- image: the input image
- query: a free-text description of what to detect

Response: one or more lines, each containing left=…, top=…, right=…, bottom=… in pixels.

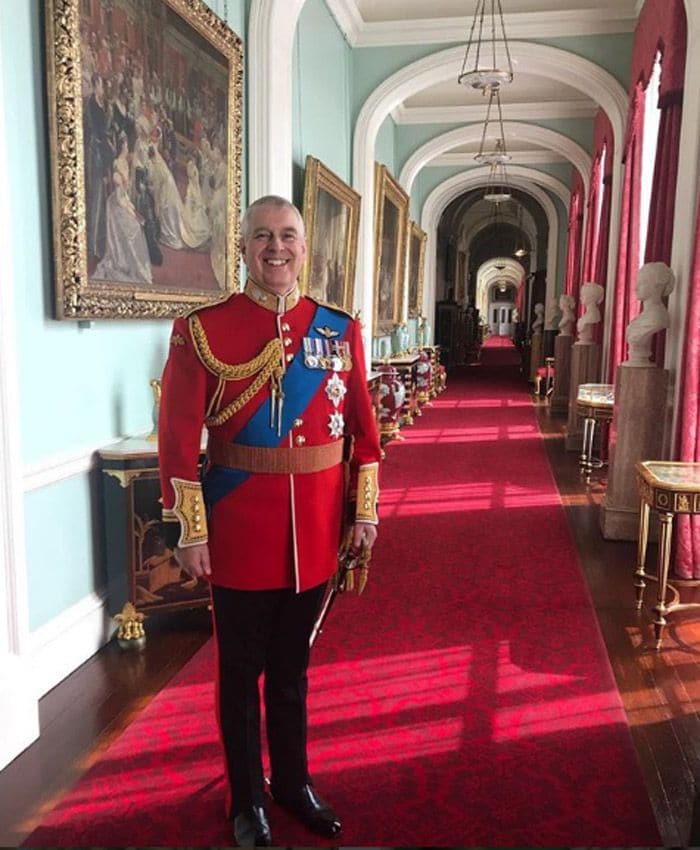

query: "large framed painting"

left=373, top=163, right=409, bottom=335
left=45, top=0, right=243, bottom=319
left=407, top=220, right=427, bottom=318
left=300, top=156, right=360, bottom=312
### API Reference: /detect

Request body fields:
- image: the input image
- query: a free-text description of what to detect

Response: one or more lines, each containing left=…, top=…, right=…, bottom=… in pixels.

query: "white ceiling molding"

left=248, top=0, right=307, bottom=199
left=431, top=151, right=568, bottom=167
left=419, top=170, right=563, bottom=336
left=326, top=4, right=636, bottom=48
left=400, top=121, right=592, bottom=196
left=391, top=100, right=598, bottom=125
left=324, top=0, right=363, bottom=46
left=353, top=42, right=626, bottom=344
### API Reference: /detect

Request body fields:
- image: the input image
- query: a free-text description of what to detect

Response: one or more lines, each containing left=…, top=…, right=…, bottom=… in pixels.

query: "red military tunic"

left=158, top=279, right=381, bottom=592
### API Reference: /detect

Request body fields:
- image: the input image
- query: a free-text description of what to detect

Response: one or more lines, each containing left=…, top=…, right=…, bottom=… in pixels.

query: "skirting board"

left=29, top=588, right=111, bottom=698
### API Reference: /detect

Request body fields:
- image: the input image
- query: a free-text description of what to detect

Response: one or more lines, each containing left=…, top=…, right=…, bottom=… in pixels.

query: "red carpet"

left=24, top=356, right=660, bottom=847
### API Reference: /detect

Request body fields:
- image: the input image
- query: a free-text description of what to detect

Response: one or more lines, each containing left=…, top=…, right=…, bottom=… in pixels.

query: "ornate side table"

left=634, top=461, right=700, bottom=649
left=576, top=383, right=614, bottom=484
left=98, top=436, right=210, bottom=629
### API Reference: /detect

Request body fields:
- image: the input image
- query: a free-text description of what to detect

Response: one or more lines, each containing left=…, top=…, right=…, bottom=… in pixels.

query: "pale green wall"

left=0, top=0, right=247, bottom=631
left=375, top=114, right=397, bottom=176
left=292, top=0, right=353, bottom=199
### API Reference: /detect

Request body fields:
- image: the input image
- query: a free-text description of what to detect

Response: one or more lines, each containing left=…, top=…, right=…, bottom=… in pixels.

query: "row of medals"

left=303, top=337, right=352, bottom=372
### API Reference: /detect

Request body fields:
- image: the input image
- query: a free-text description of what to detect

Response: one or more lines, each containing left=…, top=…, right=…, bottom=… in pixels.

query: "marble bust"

left=624, top=261, right=675, bottom=366
left=576, top=282, right=605, bottom=344
left=531, top=302, right=545, bottom=335
left=558, top=293, right=577, bottom=337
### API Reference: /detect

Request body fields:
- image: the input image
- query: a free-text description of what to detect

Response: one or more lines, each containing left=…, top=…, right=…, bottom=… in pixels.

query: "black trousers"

left=211, top=582, right=326, bottom=817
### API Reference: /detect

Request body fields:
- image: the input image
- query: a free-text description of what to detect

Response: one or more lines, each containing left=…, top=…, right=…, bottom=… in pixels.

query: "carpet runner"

left=24, top=346, right=660, bottom=847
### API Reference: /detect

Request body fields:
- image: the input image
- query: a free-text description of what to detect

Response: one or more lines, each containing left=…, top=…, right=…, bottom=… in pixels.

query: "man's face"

left=241, top=205, right=306, bottom=294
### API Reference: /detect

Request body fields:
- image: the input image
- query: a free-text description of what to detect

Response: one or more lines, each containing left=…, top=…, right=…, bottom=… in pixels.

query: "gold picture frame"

left=300, top=156, right=360, bottom=312
left=373, top=163, right=409, bottom=335
left=407, top=220, right=427, bottom=318
left=45, top=0, right=243, bottom=319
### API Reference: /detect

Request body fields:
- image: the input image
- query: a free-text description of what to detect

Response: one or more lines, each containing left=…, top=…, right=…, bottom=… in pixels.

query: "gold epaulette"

left=188, top=313, right=285, bottom=428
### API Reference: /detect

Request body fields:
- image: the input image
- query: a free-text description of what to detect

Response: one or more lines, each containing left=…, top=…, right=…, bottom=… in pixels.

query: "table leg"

left=634, top=500, right=651, bottom=610
left=579, top=417, right=595, bottom=484
left=653, top=511, right=675, bottom=650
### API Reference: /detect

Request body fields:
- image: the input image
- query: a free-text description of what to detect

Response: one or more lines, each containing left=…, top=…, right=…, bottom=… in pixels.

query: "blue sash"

left=202, top=304, right=350, bottom=507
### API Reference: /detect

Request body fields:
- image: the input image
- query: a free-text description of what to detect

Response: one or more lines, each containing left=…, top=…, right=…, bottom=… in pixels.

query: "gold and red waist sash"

left=207, top=437, right=343, bottom=475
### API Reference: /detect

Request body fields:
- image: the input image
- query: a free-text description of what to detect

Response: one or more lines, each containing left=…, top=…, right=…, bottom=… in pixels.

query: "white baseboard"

left=29, top=589, right=111, bottom=698
left=0, top=652, right=39, bottom=771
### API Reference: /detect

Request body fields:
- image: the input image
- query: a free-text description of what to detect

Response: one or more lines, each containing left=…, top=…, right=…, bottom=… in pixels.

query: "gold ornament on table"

left=147, top=378, right=161, bottom=442
left=113, top=602, right=146, bottom=651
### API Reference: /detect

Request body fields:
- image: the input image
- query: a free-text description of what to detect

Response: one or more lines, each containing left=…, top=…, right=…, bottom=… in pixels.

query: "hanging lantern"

left=457, top=0, right=514, bottom=91
left=484, top=162, right=512, bottom=202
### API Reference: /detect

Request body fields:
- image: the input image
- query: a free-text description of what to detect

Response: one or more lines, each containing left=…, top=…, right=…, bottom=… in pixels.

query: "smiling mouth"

left=264, top=258, right=289, bottom=267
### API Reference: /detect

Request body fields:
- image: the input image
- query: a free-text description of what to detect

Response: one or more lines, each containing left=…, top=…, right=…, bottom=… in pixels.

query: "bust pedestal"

left=529, top=332, right=544, bottom=382
left=600, top=364, right=669, bottom=540
left=565, top=343, right=601, bottom=451
left=550, top=335, right=573, bottom=413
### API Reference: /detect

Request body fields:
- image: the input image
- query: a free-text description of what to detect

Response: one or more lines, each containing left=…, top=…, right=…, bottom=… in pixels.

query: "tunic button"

left=286, top=353, right=294, bottom=363
left=295, top=435, right=306, bottom=446
left=294, top=418, right=303, bottom=428
left=194, top=524, right=202, bottom=532
left=284, top=338, right=293, bottom=347
left=281, top=323, right=291, bottom=332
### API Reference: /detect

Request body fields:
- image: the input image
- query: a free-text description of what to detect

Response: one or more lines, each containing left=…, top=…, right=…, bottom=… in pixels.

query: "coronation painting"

left=300, top=156, right=360, bottom=312
left=407, top=220, right=427, bottom=318
left=373, top=163, right=409, bottom=335
left=45, top=0, right=243, bottom=319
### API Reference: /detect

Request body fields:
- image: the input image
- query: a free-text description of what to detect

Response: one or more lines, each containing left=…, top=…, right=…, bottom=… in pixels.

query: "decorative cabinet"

left=98, top=436, right=210, bottom=619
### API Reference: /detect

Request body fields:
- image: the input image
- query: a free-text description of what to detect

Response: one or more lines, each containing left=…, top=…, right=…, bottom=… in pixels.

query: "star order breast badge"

left=328, top=411, right=345, bottom=438
left=325, top=373, right=347, bottom=408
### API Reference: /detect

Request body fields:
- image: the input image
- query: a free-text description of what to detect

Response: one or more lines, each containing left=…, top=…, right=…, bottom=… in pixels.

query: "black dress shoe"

left=232, top=805, right=273, bottom=847
left=272, top=783, right=342, bottom=838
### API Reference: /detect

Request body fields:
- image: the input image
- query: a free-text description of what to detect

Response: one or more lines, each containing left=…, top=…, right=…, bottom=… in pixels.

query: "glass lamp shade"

left=458, top=68, right=513, bottom=90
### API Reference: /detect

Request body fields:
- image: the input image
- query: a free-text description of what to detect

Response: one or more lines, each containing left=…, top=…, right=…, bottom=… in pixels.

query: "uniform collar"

left=244, top=278, right=301, bottom=314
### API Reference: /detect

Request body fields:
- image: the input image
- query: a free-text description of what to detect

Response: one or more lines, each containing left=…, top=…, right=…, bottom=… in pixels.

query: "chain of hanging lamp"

left=457, top=0, right=514, bottom=91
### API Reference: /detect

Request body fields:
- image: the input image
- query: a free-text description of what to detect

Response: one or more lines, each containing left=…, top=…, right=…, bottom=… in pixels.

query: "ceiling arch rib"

left=353, top=41, right=627, bottom=341
left=420, top=169, right=565, bottom=336
left=400, top=123, right=592, bottom=197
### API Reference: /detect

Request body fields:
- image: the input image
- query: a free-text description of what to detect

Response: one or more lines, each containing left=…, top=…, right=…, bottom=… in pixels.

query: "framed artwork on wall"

left=407, top=220, right=427, bottom=318
left=45, top=0, right=243, bottom=319
left=373, top=163, right=409, bottom=335
left=300, top=155, right=361, bottom=312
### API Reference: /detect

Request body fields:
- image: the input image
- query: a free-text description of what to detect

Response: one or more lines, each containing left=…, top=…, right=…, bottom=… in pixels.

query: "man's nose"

left=268, top=234, right=284, bottom=250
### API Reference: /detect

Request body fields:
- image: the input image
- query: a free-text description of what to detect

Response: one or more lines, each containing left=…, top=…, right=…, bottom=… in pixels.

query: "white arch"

left=460, top=204, right=539, bottom=275
left=248, top=0, right=306, bottom=199
left=353, top=41, right=627, bottom=351
left=420, top=168, right=568, bottom=338
left=477, top=259, right=525, bottom=320
left=400, top=123, right=592, bottom=197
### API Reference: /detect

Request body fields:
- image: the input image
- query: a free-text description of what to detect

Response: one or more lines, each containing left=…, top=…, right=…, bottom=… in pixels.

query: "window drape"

left=563, top=171, right=585, bottom=306
left=674, top=195, right=700, bottom=578
left=607, top=90, right=643, bottom=381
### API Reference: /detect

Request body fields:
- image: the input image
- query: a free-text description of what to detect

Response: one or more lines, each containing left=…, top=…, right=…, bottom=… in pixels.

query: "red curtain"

left=563, top=171, right=585, bottom=306
left=607, top=90, right=643, bottom=381
left=674, top=197, right=700, bottom=578
left=606, top=0, right=686, bottom=381
left=581, top=154, right=601, bottom=284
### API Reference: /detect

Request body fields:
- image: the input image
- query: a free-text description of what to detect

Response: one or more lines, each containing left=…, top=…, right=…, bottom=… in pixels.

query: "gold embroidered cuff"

left=167, top=478, right=208, bottom=547
left=355, top=463, right=379, bottom=524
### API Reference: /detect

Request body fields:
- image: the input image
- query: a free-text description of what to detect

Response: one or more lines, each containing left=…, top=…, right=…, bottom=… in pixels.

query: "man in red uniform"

left=158, top=196, right=381, bottom=847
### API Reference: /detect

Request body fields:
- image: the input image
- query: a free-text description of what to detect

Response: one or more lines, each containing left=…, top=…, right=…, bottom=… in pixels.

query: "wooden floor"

left=3, top=392, right=700, bottom=847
